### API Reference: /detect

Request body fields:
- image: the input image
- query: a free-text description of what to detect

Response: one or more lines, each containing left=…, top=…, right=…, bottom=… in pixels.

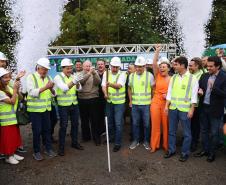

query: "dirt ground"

left=1, top=122, right=226, bottom=185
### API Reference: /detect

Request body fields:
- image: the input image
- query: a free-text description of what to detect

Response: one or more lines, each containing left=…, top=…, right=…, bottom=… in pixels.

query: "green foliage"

left=207, top=0, right=226, bottom=46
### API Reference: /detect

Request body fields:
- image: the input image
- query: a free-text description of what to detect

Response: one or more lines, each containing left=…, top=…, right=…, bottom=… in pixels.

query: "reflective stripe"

left=0, top=111, right=15, bottom=116
left=57, top=100, right=78, bottom=104
left=170, top=103, right=190, bottom=108
left=27, top=105, right=51, bottom=109
left=132, top=93, right=151, bottom=96
left=57, top=94, right=75, bottom=98
left=59, top=74, right=66, bottom=83
left=132, top=98, right=151, bottom=102
left=185, top=74, right=193, bottom=101
left=109, top=92, right=125, bottom=96
left=111, top=97, right=125, bottom=101
left=0, top=117, right=17, bottom=123
left=27, top=98, right=51, bottom=103
left=32, top=74, right=38, bottom=88
left=171, top=97, right=191, bottom=101
left=171, top=75, right=177, bottom=89
left=131, top=73, right=135, bottom=93
left=145, top=71, right=149, bottom=93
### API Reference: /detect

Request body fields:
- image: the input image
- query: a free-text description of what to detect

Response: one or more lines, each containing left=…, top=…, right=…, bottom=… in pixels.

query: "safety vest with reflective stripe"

left=0, top=86, right=18, bottom=126
left=108, top=71, right=126, bottom=104
left=56, top=74, right=78, bottom=106
left=193, top=70, right=203, bottom=80
left=193, top=70, right=203, bottom=107
left=130, top=71, right=152, bottom=105
left=27, top=73, right=52, bottom=112
left=169, top=73, right=194, bottom=112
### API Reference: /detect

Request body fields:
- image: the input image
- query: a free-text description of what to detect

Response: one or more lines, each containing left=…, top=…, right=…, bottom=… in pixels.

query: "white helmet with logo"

left=36, top=58, right=51, bottom=69
left=110, top=57, right=121, bottom=67
left=0, top=68, right=10, bottom=78
left=0, top=52, right=8, bottom=61
left=61, top=58, right=73, bottom=67
left=135, top=56, right=146, bottom=66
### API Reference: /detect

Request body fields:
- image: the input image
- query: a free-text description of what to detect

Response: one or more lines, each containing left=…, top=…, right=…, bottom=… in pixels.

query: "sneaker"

left=16, top=147, right=27, bottom=153
left=33, top=152, right=44, bottom=161
left=0, top=154, right=5, bottom=160
left=143, top=142, right=150, bottom=150
left=44, top=150, right=57, bottom=157
left=129, top=141, right=139, bottom=150
left=5, top=156, right=19, bottom=164
left=13, top=154, right=24, bottom=161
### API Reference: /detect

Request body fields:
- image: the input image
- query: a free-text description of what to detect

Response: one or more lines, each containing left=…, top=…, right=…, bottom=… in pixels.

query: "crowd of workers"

left=0, top=45, right=226, bottom=165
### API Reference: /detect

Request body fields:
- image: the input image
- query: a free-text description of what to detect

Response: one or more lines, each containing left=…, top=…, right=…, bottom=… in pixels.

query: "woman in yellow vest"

left=0, top=68, right=25, bottom=164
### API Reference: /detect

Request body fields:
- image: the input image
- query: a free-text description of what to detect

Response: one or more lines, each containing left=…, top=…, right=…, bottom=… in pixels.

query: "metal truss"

left=47, top=44, right=177, bottom=56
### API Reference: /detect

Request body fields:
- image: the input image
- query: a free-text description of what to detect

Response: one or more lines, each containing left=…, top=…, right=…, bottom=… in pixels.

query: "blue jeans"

left=58, top=105, right=79, bottom=150
left=200, top=104, right=222, bottom=155
left=29, top=111, right=52, bottom=153
left=106, top=102, right=125, bottom=146
left=168, top=109, right=192, bottom=155
left=131, top=105, right=150, bottom=143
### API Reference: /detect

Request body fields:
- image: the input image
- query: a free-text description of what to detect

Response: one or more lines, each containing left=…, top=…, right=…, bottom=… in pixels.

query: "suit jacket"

left=199, top=70, right=226, bottom=118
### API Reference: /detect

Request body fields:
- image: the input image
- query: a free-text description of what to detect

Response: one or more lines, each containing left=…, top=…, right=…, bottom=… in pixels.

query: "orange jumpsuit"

left=150, top=73, right=170, bottom=152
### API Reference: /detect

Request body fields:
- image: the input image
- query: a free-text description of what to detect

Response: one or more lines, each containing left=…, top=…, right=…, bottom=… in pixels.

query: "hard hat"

left=135, top=56, right=146, bottom=66
left=36, top=58, right=51, bottom=69
left=110, top=57, right=121, bottom=67
left=0, top=68, right=10, bottom=78
left=61, top=58, right=73, bottom=67
left=146, top=59, right=153, bottom=65
left=0, top=52, right=8, bottom=61
left=159, top=57, right=170, bottom=64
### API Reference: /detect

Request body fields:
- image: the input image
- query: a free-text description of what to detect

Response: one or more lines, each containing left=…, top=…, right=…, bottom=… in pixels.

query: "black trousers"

left=78, top=98, right=101, bottom=142
left=191, top=107, right=200, bottom=146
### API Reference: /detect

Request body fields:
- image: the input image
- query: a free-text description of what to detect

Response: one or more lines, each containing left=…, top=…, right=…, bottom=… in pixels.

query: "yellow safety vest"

left=27, top=73, right=52, bottom=112
left=169, top=73, right=194, bottom=112
left=56, top=74, right=78, bottom=106
left=129, top=71, right=152, bottom=105
left=0, top=86, right=18, bottom=126
left=108, top=71, right=126, bottom=104
left=193, top=70, right=203, bottom=80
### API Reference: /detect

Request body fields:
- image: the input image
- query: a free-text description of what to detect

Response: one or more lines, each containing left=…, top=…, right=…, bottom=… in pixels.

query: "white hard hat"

left=146, top=59, right=153, bottom=65
left=159, top=57, right=170, bottom=64
left=36, top=58, right=51, bottom=69
left=0, top=52, right=8, bottom=61
left=110, top=57, right=121, bottom=67
left=0, top=68, right=10, bottom=78
left=61, top=58, right=73, bottom=67
left=135, top=56, right=146, bottom=66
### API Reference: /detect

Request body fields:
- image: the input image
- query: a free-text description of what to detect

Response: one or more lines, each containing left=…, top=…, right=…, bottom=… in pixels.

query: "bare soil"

left=1, top=123, right=226, bottom=185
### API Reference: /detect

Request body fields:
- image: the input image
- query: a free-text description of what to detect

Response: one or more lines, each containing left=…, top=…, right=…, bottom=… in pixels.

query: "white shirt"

left=54, top=72, right=82, bottom=93
left=166, top=71, right=198, bottom=104
left=26, top=72, right=54, bottom=98
left=128, top=71, right=155, bottom=87
left=102, top=71, right=127, bottom=87
left=0, top=91, right=8, bottom=101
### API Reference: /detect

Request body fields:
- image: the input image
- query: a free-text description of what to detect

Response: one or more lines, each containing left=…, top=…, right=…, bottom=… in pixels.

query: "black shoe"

left=103, top=139, right=113, bottom=144
left=95, top=137, right=101, bottom=146
left=179, top=154, right=189, bottom=162
left=58, top=150, right=65, bottom=156
left=194, top=150, right=209, bottom=157
left=207, top=154, right=215, bottom=162
left=191, top=144, right=197, bottom=153
left=164, top=151, right=175, bottom=159
left=113, top=145, right=121, bottom=152
left=71, top=143, right=84, bottom=150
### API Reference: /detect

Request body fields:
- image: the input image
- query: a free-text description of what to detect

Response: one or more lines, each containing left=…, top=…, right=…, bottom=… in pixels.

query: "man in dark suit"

left=194, top=56, right=226, bottom=162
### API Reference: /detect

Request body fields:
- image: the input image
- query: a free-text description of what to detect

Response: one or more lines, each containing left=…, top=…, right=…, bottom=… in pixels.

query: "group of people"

left=0, top=44, right=226, bottom=165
